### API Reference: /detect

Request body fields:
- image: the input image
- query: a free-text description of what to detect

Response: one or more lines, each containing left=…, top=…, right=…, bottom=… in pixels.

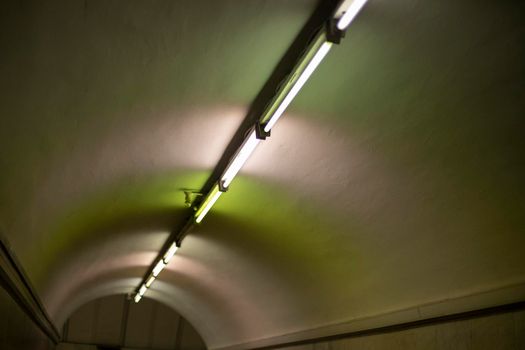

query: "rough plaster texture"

left=0, top=0, right=524, bottom=349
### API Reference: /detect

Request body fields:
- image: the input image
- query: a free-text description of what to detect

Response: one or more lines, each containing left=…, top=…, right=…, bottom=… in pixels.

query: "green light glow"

left=33, top=171, right=208, bottom=285
left=191, top=176, right=362, bottom=293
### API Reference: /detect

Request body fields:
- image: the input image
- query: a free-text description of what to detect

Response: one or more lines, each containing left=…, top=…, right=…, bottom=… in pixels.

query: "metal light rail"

left=133, top=0, right=368, bottom=303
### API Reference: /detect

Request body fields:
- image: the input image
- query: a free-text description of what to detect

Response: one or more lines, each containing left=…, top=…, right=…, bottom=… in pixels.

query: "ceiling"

left=1, top=0, right=524, bottom=349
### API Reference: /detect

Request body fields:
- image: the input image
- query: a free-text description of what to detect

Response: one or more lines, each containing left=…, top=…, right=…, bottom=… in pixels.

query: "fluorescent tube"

left=221, top=130, right=260, bottom=188
left=145, top=275, right=155, bottom=288
left=195, top=184, right=223, bottom=223
left=134, top=293, right=142, bottom=303
left=163, top=243, right=179, bottom=263
left=152, top=259, right=166, bottom=277
left=263, top=41, right=332, bottom=132
left=336, top=0, right=368, bottom=30
left=138, top=284, right=147, bottom=296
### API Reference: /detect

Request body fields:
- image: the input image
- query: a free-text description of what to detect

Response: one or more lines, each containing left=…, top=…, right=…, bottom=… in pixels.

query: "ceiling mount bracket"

left=255, top=122, right=271, bottom=140
left=326, top=19, right=346, bottom=44
left=218, top=180, right=229, bottom=193
left=183, top=190, right=203, bottom=208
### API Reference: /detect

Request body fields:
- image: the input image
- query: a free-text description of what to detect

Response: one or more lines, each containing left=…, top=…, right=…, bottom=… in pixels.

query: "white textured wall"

left=271, top=309, right=525, bottom=350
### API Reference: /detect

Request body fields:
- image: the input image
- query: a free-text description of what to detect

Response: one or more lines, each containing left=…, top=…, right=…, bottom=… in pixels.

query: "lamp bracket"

left=326, top=19, right=345, bottom=44
left=218, top=180, right=229, bottom=193
left=255, top=122, right=271, bottom=140
left=183, top=190, right=202, bottom=207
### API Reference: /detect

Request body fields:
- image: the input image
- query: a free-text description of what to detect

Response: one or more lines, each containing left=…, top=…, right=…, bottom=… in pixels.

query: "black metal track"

left=198, top=0, right=340, bottom=198
left=135, top=0, right=342, bottom=296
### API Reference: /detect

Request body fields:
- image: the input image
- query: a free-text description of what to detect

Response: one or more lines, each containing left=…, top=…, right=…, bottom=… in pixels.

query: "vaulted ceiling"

left=63, top=295, right=205, bottom=349
left=1, top=0, right=524, bottom=349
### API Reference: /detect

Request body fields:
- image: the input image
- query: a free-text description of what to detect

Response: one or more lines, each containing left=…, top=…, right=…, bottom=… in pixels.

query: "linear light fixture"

left=138, top=284, right=147, bottom=296
left=145, top=275, right=155, bottom=288
left=152, top=259, right=166, bottom=277
left=262, top=35, right=333, bottom=133
left=194, top=184, right=223, bottom=223
left=260, top=0, right=369, bottom=132
left=133, top=0, right=368, bottom=303
left=163, top=242, right=179, bottom=263
left=133, top=243, right=179, bottom=301
left=221, top=129, right=261, bottom=189
left=336, top=0, right=368, bottom=30
left=134, top=293, right=142, bottom=303
left=192, top=1, right=363, bottom=225
left=192, top=31, right=337, bottom=225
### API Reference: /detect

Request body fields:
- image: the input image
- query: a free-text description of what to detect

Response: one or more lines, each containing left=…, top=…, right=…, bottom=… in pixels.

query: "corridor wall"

left=270, top=308, right=525, bottom=350
left=0, top=284, right=54, bottom=350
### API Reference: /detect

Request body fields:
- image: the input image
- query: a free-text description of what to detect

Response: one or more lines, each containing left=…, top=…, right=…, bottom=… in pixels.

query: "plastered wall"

left=0, top=285, right=54, bottom=350
left=271, top=309, right=525, bottom=350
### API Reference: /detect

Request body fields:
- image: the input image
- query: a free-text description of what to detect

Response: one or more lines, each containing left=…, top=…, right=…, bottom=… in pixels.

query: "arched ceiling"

left=1, top=0, right=524, bottom=349
left=63, top=294, right=206, bottom=349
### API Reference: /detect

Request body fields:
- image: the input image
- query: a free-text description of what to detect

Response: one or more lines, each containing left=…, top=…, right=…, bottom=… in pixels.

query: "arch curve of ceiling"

left=62, top=292, right=207, bottom=349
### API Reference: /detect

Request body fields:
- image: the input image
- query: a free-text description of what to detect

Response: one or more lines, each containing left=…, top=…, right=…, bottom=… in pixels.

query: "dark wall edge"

left=0, top=233, right=61, bottom=344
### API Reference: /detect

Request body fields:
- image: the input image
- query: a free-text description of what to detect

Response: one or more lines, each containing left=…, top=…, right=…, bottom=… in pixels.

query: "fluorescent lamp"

left=138, top=284, right=147, bottom=296
left=131, top=1, right=364, bottom=305
left=145, top=275, right=155, bottom=288
left=195, top=184, right=223, bottom=223
left=221, top=130, right=260, bottom=188
left=152, top=259, right=166, bottom=277
left=264, top=41, right=332, bottom=132
left=163, top=242, right=178, bottom=263
left=336, top=0, right=368, bottom=30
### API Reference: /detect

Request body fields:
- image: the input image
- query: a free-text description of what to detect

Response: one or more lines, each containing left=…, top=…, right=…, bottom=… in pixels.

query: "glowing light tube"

left=163, top=243, right=179, bottom=263
left=134, top=293, right=142, bottom=303
left=263, top=41, right=332, bottom=133
left=138, top=284, right=147, bottom=296
left=221, top=130, right=260, bottom=188
left=145, top=275, right=155, bottom=288
left=152, top=259, right=166, bottom=277
left=195, top=184, right=223, bottom=224
left=336, top=0, right=368, bottom=30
